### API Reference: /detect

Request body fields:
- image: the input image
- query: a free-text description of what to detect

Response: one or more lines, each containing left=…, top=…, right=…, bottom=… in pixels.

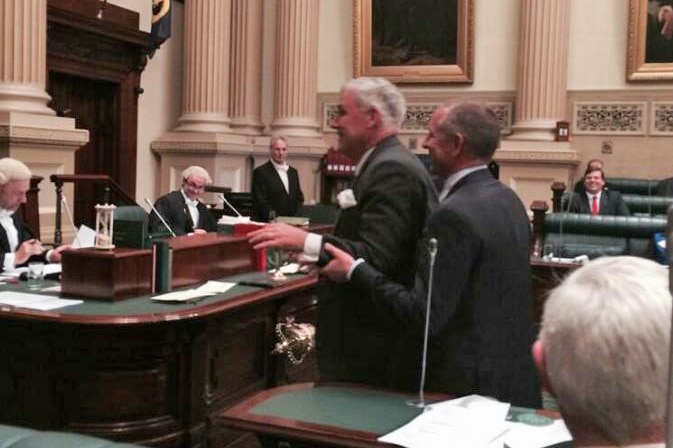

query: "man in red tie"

left=568, top=168, right=630, bottom=216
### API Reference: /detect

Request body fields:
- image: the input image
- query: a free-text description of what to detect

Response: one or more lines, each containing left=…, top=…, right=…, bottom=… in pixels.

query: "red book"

left=233, top=223, right=267, bottom=271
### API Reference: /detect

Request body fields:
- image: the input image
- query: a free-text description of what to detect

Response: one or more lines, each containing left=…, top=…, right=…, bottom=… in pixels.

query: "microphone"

left=144, top=198, right=177, bottom=237
left=219, top=193, right=243, bottom=217
left=408, top=237, right=438, bottom=409
left=61, top=195, right=80, bottom=247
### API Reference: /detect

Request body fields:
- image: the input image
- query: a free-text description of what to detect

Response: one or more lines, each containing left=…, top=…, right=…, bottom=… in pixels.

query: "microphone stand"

left=144, top=198, right=177, bottom=237
left=61, top=195, right=80, bottom=247
left=219, top=194, right=243, bottom=217
left=407, top=237, right=438, bottom=409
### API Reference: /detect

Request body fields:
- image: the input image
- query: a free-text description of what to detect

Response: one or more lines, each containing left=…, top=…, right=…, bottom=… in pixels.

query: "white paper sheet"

left=195, top=281, right=236, bottom=294
left=0, top=291, right=82, bottom=310
left=151, top=289, right=215, bottom=302
left=71, top=225, right=96, bottom=248
left=378, top=395, right=573, bottom=448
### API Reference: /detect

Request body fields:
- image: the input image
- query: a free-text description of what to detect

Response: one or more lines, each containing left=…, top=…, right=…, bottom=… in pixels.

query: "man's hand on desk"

left=247, top=223, right=308, bottom=251
left=48, top=244, right=71, bottom=263
left=15, top=239, right=44, bottom=265
left=193, top=228, right=208, bottom=235
left=319, top=243, right=356, bottom=283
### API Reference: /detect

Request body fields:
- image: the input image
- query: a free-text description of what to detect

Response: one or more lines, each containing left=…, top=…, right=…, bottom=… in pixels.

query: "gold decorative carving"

left=626, top=0, right=673, bottom=81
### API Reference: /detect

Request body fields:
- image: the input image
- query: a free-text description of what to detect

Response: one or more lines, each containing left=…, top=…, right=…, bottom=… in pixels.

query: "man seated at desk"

left=534, top=256, right=668, bottom=447
left=567, top=168, right=630, bottom=216
left=252, top=134, right=304, bottom=222
left=0, top=158, right=68, bottom=272
left=149, top=165, right=217, bottom=235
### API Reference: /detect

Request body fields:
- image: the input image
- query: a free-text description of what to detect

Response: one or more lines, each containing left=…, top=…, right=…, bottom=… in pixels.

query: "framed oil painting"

left=353, top=0, right=474, bottom=84
left=627, top=0, right=673, bottom=81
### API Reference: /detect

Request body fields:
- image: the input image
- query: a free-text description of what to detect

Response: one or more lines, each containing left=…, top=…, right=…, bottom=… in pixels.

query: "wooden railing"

left=50, top=174, right=137, bottom=245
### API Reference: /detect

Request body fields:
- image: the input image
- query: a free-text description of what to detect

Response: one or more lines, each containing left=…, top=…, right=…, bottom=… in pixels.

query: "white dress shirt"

left=181, top=189, right=200, bottom=229
left=438, top=165, right=488, bottom=202
left=0, top=208, right=18, bottom=270
left=271, top=159, right=290, bottom=194
left=585, top=190, right=603, bottom=213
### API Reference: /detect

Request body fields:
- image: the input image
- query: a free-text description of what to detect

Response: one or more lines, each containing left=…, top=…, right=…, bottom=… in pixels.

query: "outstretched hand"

left=319, top=243, right=356, bottom=283
left=247, top=223, right=308, bottom=251
left=15, top=239, right=44, bottom=265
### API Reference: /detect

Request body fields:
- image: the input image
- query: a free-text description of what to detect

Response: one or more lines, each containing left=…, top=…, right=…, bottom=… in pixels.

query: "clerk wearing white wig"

left=0, top=158, right=68, bottom=271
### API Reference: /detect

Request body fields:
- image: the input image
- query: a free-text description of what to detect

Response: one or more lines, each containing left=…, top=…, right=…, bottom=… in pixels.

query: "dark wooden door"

left=48, top=72, right=118, bottom=227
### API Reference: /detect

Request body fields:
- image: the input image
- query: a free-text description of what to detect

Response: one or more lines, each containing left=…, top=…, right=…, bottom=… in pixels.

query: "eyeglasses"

left=184, top=180, right=206, bottom=191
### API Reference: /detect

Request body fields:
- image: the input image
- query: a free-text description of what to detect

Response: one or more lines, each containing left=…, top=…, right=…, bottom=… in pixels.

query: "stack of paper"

left=0, top=291, right=82, bottom=311
left=378, top=395, right=572, bottom=448
left=151, top=281, right=236, bottom=302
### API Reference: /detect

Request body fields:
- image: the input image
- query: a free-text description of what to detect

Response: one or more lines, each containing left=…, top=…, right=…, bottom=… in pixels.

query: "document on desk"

left=378, top=395, right=572, bottom=448
left=151, top=281, right=235, bottom=302
left=0, top=291, right=82, bottom=311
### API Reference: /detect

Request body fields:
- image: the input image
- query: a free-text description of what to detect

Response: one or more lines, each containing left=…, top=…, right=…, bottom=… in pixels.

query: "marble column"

left=0, top=0, right=53, bottom=115
left=176, top=0, right=232, bottom=132
left=229, top=0, right=264, bottom=136
left=271, top=0, right=321, bottom=137
left=510, top=0, right=571, bottom=141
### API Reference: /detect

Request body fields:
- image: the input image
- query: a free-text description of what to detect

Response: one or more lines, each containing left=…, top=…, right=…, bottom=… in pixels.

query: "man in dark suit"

left=320, top=102, right=541, bottom=407
left=251, top=135, right=304, bottom=222
left=0, top=158, right=68, bottom=272
left=568, top=168, right=630, bottom=216
left=149, top=165, right=217, bottom=235
left=248, top=77, right=436, bottom=390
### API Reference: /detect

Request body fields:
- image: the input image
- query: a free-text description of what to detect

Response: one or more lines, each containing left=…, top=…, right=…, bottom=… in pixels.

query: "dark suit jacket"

left=350, top=169, right=541, bottom=407
left=251, top=161, right=304, bottom=222
left=149, top=190, right=217, bottom=236
left=567, top=190, right=630, bottom=216
left=316, top=135, right=437, bottom=390
left=0, top=213, right=47, bottom=272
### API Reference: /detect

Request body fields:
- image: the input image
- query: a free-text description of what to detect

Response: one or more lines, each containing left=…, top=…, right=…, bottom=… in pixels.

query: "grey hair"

left=269, top=134, right=288, bottom=148
left=540, top=256, right=670, bottom=444
left=437, top=101, right=501, bottom=159
left=342, top=77, right=407, bottom=129
left=181, top=166, right=212, bottom=185
left=0, top=158, right=32, bottom=185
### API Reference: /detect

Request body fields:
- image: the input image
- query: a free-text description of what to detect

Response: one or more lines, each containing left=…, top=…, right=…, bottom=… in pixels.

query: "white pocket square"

left=336, top=189, right=358, bottom=209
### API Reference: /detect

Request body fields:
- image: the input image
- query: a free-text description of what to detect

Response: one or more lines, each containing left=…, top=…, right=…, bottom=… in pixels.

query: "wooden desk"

left=0, top=273, right=319, bottom=448
left=218, top=383, right=569, bottom=448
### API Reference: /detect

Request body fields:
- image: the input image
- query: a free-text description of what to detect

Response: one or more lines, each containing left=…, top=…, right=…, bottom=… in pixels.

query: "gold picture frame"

left=353, top=0, right=474, bottom=84
left=627, top=0, right=673, bottom=81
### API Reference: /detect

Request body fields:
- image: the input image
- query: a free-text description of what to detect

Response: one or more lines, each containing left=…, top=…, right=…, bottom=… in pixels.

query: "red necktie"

left=591, top=195, right=598, bottom=215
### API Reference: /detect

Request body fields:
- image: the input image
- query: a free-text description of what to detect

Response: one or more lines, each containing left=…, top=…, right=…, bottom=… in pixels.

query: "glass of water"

left=27, top=262, right=44, bottom=290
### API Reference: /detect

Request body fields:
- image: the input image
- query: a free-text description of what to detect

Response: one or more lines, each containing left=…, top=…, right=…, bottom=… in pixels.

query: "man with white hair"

left=534, top=256, right=669, bottom=447
left=249, top=77, right=436, bottom=389
left=251, top=134, right=304, bottom=222
left=0, top=158, right=68, bottom=272
left=149, top=165, right=217, bottom=235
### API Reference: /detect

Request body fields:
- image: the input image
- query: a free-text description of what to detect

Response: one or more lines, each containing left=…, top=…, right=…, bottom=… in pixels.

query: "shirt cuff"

left=347, top=258, right=365, bottom=280
left=303, top=232, right=323, bottom=256
left=45, top=249, right=54, bottom=263
left=3, top=253, right=15, bottom=271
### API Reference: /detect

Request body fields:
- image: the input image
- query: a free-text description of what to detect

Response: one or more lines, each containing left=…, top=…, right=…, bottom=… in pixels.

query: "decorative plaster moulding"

left=573, top=101, right=646, bottom=135
left=650, top=102, right=673, bottom=135
left=322, top=101, right=513, bottom=135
